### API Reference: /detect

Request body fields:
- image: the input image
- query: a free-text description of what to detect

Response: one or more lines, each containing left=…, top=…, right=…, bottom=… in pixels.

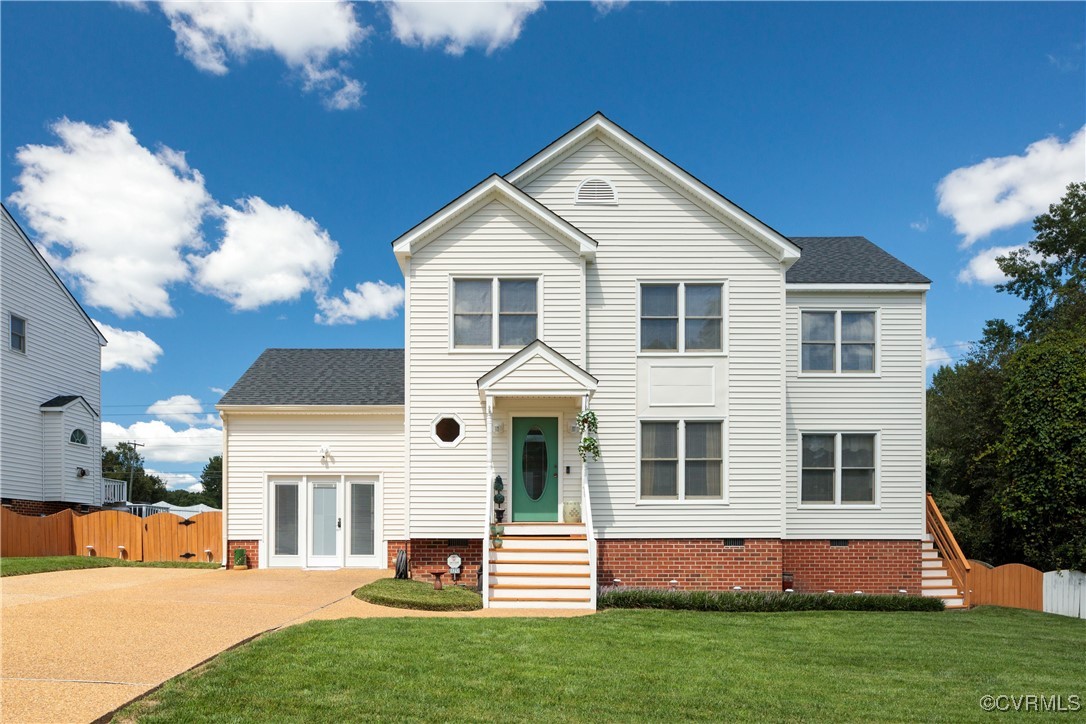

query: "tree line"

left=101, top=442, right=222, bottom=508
left=927, top=182, right=1085, bottom=570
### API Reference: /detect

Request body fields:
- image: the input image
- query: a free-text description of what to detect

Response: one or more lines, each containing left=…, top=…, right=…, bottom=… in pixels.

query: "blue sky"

left=2, top=2, right=1084, bottom=491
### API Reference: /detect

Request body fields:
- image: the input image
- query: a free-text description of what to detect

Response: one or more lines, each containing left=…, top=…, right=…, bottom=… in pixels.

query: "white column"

left=483, top=395, right=494, bottom=608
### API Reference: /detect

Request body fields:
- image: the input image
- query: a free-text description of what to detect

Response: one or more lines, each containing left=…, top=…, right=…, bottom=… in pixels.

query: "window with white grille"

left=575, top=178, right=617, bottom=205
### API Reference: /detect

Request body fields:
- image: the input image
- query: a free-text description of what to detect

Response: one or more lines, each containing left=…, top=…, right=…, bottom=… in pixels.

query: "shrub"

left=598, top=588, right=944, bottom=613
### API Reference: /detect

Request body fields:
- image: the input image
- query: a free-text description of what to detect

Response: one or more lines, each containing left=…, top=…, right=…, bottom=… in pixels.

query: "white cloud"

left=191, top=197, right=339, bottom=311
left=387, top=1, right=542, bottom=55
left=926, top=337, right=953, bottom=370
left=95, top=320, right=164, bottom=372
left=8, top=120, right=213, bottom=317
left=103, top=420, right=222, bottom=465
left=210, top=386, right=227, bottom=395
left=937, top=125, right=1086, bottom=246
left=315, top=280, right=405, bottom=324
left=147, top=394, right=221, bottom=428
left=157, top=1, right=369, bottom=109
left=146, top=468, right=201, bottom=492
left=910, top=218, right=929, bottom=232
left=591, top=0, right=629, bottom=15
left=957, top=244, right=1023, bottom=285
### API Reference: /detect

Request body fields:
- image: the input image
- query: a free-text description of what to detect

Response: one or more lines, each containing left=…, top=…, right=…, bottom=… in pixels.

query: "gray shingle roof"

left=787, top=237, right=930, bottom=285
left=218, top=349, right=404, bottom=406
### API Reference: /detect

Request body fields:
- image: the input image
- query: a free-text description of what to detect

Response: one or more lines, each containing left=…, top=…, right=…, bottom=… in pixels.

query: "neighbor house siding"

left=519, top=137, right=786, bottom=538
left=784, top=291, right=926, bottom=538
left=407, top=200, right=585, bottom=538
left=223, top=412, right=406, bottom=543
left=0, top=209, right=102, bottom=506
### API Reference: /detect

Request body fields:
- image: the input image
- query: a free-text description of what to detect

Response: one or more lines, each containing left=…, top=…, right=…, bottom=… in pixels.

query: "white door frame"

left=344, top=476, right=383, bottom=568
left=306, top=477, right=344, bottom=568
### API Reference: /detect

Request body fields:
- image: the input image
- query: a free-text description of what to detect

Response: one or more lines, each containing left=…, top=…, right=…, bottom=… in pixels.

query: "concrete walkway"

left=1, top=567, right=588, bottom=723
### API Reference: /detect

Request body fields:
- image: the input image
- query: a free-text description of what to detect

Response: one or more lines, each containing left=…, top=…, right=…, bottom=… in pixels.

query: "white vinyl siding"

left=408, top=200, right=584, bottom=538
left=521, top=136, right=785, bottom=538
left=1, top=209, right=103, bottom=505
left=786, top=292, right=926, bottom=538
left=223, top=412, right=406, bottom=544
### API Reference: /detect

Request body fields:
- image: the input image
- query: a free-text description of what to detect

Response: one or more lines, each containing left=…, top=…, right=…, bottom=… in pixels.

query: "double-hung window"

left=640, top=283, right=724, bottom=353
left=800, top=432, right=877, bottom=505
left=10, top=314, right=26, bottom=353
left=452, top=278, right=538, bottom=349
left=801, top=310, right=876, bottom=373
left=640, top=420, right=725, bottom=500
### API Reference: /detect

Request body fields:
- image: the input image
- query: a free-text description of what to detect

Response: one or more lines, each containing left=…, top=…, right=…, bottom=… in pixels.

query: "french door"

left=268, top=475, right=380, bottom=568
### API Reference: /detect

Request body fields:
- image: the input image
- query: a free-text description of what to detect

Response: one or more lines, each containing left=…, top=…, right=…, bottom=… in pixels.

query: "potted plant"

left=233, top=548, right=248, bottom=570
left=493, top=475, right=506, bottom=523
left=491, top=524, right=504, bottom=549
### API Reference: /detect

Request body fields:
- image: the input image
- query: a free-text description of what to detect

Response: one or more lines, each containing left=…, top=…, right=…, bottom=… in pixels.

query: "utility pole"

left=124, top=441, right=145, bottom=502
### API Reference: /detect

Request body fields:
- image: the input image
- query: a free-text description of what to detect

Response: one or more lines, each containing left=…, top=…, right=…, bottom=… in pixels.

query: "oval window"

left=522, top=427, right=548, bottom=501
left=70, top=429, right=88, bottom=445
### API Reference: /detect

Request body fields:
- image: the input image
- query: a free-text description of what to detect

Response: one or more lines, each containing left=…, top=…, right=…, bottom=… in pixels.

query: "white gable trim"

left=478, top=340, right=597, bottom=393
left=40, top=396, right=99, bottom=418
left=392, top=175, right=597, bottom=267
left=506, top=113, right=802, bottom=264
left=2, top=205, right=107, bottom=346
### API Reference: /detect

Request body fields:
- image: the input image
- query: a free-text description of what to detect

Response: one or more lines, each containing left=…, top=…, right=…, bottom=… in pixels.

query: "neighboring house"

left=0, top=204, right=117, bottom=514
left=219, top=114, right=942, bottom=609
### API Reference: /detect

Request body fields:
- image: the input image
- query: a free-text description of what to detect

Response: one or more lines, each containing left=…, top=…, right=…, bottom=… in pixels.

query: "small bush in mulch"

left=598, top=587, right=945, bottom=612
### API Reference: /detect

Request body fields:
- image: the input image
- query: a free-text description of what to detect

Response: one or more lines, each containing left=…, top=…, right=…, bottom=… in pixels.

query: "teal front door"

left=511, top=417, right=559, bottom=522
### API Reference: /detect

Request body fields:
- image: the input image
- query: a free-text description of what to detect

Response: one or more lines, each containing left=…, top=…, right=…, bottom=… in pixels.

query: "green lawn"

left=354, top=577, right=483, bottom=611
left=0, top=556, right=220, bottom=577
left=119, top=607, right=1084, bottom=723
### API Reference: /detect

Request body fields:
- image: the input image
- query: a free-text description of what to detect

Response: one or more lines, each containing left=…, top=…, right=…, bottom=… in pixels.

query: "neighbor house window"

left=640, top=283, right=724, bottom=353
left=453, top=278, right=537, bottom=348
left=801, top=432, right=877, bottom=505
left=640, top=420, right=725, bottom=500
left=10, top=315, right=26, bottom=353
left=801, top=310, right=877, bottom=373
left=69, top=429, right=88, bottom=445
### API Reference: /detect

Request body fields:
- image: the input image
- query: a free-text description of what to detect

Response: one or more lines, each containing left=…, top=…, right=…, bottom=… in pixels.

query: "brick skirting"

left=595, top=538, right=922, bottom=594
left=782, top=539, right=922, bottom=595
left=1, top=499, right=100, bottom=516
left=387, top=538, right=483, bottom=587
left=227, top=540, right=259, bottom=569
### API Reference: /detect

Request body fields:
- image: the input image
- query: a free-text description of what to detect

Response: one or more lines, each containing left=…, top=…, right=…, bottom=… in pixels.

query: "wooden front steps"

left=488, top=522, right=593, bottom=609
left=919, top=534, right=966, bottom=608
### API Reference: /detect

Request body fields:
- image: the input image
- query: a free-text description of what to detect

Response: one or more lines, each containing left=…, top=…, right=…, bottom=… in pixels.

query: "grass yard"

left=354, top=577, right=483, bottom=611
left=119, top=607, right=1084, bottom=723
left=0, top=556, right=220, bottom=577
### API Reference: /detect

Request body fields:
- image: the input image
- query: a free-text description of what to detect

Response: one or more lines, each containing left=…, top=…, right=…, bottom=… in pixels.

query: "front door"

left=307, top=479, right=343, bottom=567
left=512, top=417, right=559, bottom=522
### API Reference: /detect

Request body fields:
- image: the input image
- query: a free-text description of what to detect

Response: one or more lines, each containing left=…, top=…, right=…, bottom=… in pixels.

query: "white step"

left=491, top=549, right=589, bottom=563
left=489, top=598, right=593, bottom=609
left=921, top=549, right=940, bottom=560
left=489, top=561, right=591, bottom=575
left=942, top=598, right=966, bottom=608
left=490, top=573, right=592, bottom=587
left=497, top=523, right=585, bottom=537
left=489, top=585, right=591, bottom=600
left=921, top=559, right=944, bottom=568
left=921, top=568, right=950, bottom=578
left=922, top=576, right=954, bottom=587
left=922, top=541, right=935, bottom=551
left=921, top=587, right=959, bottom=598
left=497, top=537, right=589, bottom=551
left=923, top=533, right=933, bottom=542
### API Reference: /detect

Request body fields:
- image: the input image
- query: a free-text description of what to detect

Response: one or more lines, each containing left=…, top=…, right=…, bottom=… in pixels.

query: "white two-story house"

left=219, top=114, right=944, bottom=609
left=1, top=205, right=116, bottom=515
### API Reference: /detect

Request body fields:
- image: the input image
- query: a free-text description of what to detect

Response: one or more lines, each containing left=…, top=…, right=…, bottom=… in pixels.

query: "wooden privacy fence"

left=969, top=561, right=1043, bottom=611
left=1, top=508, right=222, bottom=563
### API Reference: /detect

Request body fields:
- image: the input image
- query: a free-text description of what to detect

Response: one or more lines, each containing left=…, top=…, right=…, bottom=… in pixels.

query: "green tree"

left=995, top=330, right=1086, bottom=570
left=199, top=455, right=222, bottom=508
left=101, top=442, right=167, bottom=503
left=997, top=181, right=1086, bottom=336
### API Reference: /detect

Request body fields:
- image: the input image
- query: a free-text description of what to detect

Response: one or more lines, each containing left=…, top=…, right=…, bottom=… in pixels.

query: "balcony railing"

left=103, top=478, right=128, bottom=505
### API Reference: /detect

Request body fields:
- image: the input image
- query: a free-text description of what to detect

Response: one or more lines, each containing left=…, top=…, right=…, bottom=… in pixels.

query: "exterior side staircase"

left=924, top=493, right=972, bottom=610
left=487, top=523, right=594, bottom=609
left=920, top=534, right=966, bottom=609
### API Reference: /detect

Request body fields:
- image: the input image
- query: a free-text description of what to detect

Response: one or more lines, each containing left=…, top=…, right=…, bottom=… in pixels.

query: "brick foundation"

left=227, top=540, right=259, bottom=569
left=782, top=539, right=922, bottom=595
left=596, top=538, right=784, bottom=590
left=386, top=539, right=483, bottom=587
left=1, top=499, right=100, bottom=516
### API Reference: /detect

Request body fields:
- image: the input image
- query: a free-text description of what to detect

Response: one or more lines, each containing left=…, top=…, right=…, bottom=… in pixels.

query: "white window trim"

left=431, top=413, right=467, bottom=448
left=636, top=280, right=729, bottom=357
left=798, top=308, right=880, bottom=377
left=573, top=177, right=619, bottom=206
left=69, top=428, right=88, bottom=446
left=448, top=275, right=544, bottom=352
left=9, top=313, right=27, bottom=354
left=797, top=430, right=881, bottom=509
left=635, top=417, right=729, bottom=504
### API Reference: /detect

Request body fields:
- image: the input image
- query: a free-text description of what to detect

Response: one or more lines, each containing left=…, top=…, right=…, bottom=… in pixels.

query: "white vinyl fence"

left=1043, top=570, right=1086, bottom=619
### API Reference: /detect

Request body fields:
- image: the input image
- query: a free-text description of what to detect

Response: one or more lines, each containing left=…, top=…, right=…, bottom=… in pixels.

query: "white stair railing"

left=103, top=478, right=127, bottom=504
left=581, top=461, right=597, bottom=609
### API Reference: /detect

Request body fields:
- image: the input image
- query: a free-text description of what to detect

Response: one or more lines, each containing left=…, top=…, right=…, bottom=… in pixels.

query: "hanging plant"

left=577, top=410, right=600, bottom=462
